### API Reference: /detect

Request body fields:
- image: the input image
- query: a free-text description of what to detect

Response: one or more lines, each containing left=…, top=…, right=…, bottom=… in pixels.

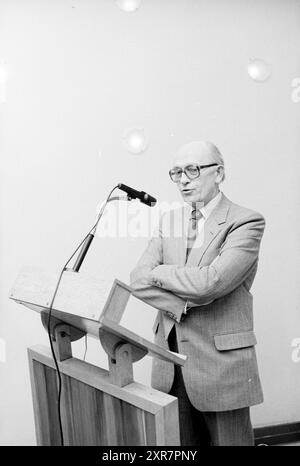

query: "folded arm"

left=130, top=217, right=186, bottom=319
left=149, top=213, right=265, bottom=305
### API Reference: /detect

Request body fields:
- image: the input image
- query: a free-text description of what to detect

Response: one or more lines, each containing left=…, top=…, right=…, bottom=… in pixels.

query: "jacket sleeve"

left=149, top=212, right=265, bottom=305
left=130, top=214, right=186, bottom=318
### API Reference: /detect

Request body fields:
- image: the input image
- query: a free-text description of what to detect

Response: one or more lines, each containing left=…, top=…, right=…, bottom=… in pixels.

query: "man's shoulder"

left=223, top=195, right=266, bottom=225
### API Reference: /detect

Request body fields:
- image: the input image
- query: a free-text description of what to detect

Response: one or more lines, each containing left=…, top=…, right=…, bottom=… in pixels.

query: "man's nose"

left=180, top=172, right=190, bottom=183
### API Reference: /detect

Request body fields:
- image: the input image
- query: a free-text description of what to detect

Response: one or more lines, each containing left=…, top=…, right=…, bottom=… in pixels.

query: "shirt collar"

left=200, top=191, right=222, bottom=219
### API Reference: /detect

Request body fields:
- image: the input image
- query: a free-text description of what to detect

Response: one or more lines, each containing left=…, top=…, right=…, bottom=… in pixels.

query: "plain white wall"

left=0, top=0, right=300, bottom=445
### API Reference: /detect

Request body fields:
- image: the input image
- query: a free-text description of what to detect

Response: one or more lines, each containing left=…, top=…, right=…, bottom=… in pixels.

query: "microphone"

left=117, top=183, right=157, bottom=207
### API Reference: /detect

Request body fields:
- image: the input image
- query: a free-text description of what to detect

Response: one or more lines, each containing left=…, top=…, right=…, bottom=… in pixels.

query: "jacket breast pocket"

left=214, top=330, right=257, bottom=351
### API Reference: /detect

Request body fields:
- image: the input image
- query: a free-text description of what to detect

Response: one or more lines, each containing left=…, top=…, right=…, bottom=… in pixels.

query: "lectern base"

left=28, top=345, right=180, bottom=446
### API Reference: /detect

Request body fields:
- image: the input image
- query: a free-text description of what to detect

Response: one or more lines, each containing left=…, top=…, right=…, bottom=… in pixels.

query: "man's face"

left=171, top=143, right=222, bottom=206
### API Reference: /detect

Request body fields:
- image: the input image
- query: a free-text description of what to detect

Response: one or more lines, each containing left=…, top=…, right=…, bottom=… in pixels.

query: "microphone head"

left=118, top=184, right=157, bottom=206
left=141, top=192, right=157, bottom=207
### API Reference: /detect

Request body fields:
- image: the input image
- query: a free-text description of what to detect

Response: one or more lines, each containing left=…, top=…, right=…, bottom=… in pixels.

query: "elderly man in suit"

left=130, top=141, right=265, bottom=446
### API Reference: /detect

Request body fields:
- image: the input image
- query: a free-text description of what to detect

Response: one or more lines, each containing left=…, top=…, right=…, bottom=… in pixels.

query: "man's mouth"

left=182, top=188, right=194, bottom=194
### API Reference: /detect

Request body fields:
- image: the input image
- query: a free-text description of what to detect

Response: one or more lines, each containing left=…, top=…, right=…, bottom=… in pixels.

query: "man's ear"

left=216, top=165, right=225, bottom=183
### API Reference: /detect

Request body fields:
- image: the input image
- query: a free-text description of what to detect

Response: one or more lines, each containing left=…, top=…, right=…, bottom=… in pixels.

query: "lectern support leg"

left=108, top=342, right=134, bottom=387
left=52, top=323, right=72, bottom=362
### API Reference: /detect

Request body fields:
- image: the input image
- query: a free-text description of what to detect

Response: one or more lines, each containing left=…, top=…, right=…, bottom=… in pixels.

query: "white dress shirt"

left=185, top=191, right=222, bottom=250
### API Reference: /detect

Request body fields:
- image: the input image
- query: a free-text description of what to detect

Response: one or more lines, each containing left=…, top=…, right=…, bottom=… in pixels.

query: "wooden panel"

left=30, top=359, right=173, bottom=445
left=28, top=346, right=180, bottom=446
left=121, top=402, right=146, bottom=445
left=30, top=362, right=61, bottom=445
left=144, top=411, right=157, bottom=445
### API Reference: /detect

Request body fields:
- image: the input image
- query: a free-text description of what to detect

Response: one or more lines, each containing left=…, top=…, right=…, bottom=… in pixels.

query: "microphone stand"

left=72, top=195, right=132, bottom=272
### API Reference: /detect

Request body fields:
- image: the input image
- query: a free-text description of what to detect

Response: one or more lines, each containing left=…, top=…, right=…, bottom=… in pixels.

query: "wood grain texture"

left=10, top=266, right=123, bottom=320
left=28, top=345, right=180, bottom=446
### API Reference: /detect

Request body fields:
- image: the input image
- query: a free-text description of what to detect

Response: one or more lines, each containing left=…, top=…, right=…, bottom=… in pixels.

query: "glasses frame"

left=169, top=163, right=218, bottom=182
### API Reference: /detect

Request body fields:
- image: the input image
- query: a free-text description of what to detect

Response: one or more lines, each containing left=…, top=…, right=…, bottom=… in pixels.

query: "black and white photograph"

left=0, top=0, right=300, bottom=449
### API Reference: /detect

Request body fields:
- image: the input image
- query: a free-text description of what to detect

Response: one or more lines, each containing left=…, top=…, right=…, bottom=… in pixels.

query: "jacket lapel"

left=185, top=193, right=230, bottom=267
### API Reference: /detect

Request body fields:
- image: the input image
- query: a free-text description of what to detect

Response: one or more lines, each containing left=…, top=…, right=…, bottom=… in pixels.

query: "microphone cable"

left=46, top=185, right=119, bottom=446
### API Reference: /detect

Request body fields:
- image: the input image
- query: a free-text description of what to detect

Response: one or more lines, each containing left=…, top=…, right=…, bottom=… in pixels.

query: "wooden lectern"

left=9, top=266, right=186, bottom=446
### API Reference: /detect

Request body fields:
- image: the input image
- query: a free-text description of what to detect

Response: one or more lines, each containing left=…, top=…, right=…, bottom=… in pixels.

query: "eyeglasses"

left=169, top=163, right=218, bottom=183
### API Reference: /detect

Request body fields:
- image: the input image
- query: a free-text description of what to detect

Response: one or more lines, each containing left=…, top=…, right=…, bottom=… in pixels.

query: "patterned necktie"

left=186, top=209, right=203, bottom=259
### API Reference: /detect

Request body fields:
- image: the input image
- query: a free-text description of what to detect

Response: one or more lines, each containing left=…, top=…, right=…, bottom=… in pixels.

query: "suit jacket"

left=130, top=193, right=265, bottom=412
